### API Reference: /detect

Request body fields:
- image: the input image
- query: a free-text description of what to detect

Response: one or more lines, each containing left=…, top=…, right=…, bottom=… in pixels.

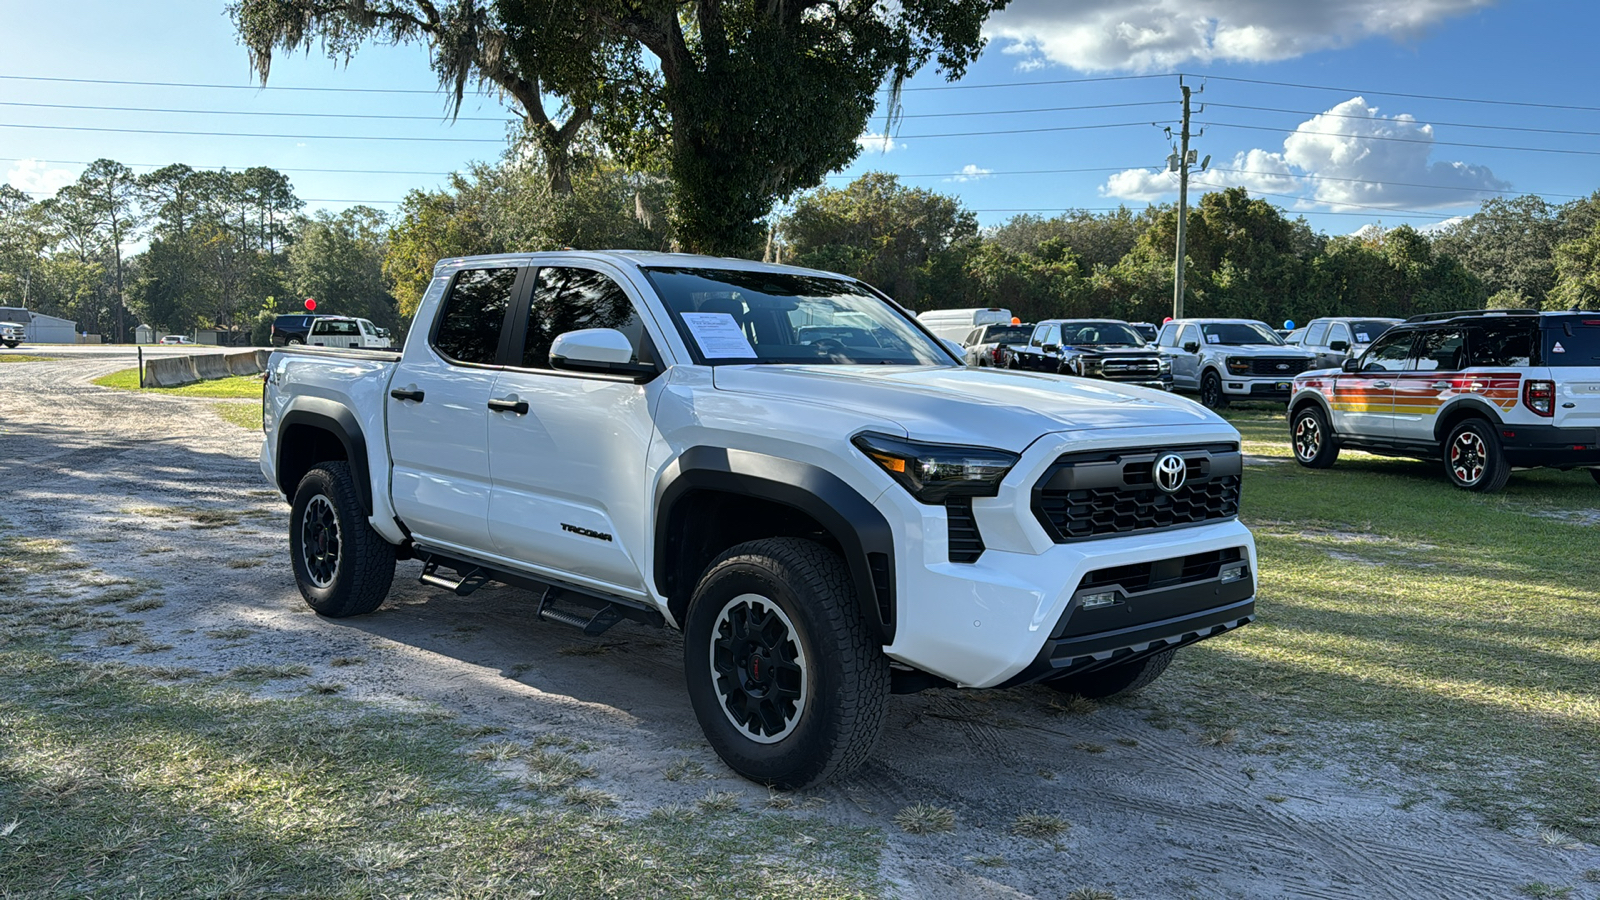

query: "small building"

left=135, top=324, right=155, bottom=344
left=0, top=308, right=79, bottom=344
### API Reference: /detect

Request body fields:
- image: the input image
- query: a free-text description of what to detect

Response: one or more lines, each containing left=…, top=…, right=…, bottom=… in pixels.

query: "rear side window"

left=520, top=267, right=651, bottom=370
left=1411, top=328, right=1466, bottom=372
left=1466, top=321, right=1535, bottom=367
left=1304, top=322, right=1330, bottom=346
left=1157, top=324, right=1179, bottom=347
left=1543, top=318, right=1600, bottom=366
left=434, top=267, right=518, bottom=365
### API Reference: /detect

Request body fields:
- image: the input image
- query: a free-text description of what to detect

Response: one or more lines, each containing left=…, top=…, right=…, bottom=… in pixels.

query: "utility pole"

left=1169, top=78, right=1207, bottom=320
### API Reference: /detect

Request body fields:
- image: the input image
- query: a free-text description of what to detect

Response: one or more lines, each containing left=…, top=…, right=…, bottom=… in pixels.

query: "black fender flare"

left=655, top=447, right=896, bottom=644
left=1433, top=397, right=1507, bottom=443
left=276, top=397, right=372, bottom=515
left=1290, top=391, right=1336, bottom=427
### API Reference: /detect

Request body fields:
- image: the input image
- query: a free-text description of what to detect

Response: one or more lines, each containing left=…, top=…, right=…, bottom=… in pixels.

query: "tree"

left=291, top=206, right=399, bottom=329
left=229, top=0, right=614, bottom=193
left=1432, top=195, right=1561, bottom=308
left=782, top=173, right=978, bottom=306
left=495, top=0, right=1006, bottom=255
left=1550, top=220, right=1600, bottom=309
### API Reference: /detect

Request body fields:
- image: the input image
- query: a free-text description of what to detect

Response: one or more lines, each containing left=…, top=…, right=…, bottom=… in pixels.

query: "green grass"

left=93, top=367, right=264, bottom=398
left=214, top=402, right=264, bottom=430
left=0, top=354, right=53, bottom=363
left=0, top=522, right=884, bottom=899
left=1155, top=408, right=1600, bottom=840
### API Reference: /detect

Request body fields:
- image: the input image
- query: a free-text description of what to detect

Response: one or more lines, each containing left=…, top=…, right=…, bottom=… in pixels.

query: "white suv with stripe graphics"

left=1288, top=309, right=1600, bottom=491
left=261, top=251, right=1259, bottom=788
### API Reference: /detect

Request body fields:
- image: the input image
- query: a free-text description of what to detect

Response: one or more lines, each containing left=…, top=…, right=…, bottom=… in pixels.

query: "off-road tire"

left=683, top=537, right=888, bottom=789
left=1200, top=369, right=1230, bottom=409
left=1044, top=648, right=1177, bottom=699
left=1291, top=405, right=1339, bottom=468
left=289, top=462, right=395, bottom=617
left=1442, top=418, right=1510, bottom=493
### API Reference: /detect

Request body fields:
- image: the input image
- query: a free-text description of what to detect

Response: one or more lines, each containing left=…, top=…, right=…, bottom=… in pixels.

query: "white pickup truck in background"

left=260, top=251, right=1259, bottom=787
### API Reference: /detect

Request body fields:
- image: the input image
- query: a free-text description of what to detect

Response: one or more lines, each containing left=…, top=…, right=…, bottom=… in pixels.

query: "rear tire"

left=1044, top=648, right=1176, bottom=699
left=1291, top=405, right=1339, bottom=468
left=289, top=462, right=395, bottom=617
left=683, top=538, right=888, bottom=789
left=1442, top=418, right=1510, bottom=493
left=1200, top=370, right=1230, bottom=409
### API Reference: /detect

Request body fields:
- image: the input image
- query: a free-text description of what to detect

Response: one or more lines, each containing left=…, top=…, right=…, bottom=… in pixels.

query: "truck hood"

left=711, top=365, right=1224, bottom=453
left=1209, top=344, right=1316, bottom=358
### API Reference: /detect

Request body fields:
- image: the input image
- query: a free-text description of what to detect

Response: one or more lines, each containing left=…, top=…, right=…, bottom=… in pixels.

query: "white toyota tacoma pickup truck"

left=260, top=251, right=1258, bottom=787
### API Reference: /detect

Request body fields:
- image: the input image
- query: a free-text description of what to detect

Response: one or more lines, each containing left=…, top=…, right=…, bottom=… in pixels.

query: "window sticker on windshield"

left=681, top=312, right=757, bottom=359
left=1206, top=333, right=1221, bottom=343
left=1356, top=332, right=1370, bottom=343
left=1553, top=341, right=1566, bottom=353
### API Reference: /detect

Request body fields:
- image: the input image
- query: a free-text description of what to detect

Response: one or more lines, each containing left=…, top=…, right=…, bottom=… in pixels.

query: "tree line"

left=3, top=149, right=1598, bottom=341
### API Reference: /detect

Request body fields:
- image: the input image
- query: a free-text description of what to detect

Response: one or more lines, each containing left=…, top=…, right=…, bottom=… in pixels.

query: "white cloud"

left=1100, top=97, right=1508, bottom=211
left=855, top=133, right=904, bottom=154
left=987, top=0, right=1494, bottom=71
left=1101, top=167, right=1177, bottom=202
left=6, top=159, right=76, bottom=197
left=945, top=164, right=993, bottom=183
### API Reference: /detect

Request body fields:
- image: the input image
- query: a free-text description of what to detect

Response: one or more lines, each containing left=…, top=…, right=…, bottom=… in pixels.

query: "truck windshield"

left=644, top=267, right=953, bottom=366
left=1201, top=322, right=1283, bottom=346
left=1057, top=322, right=1144, bottom=346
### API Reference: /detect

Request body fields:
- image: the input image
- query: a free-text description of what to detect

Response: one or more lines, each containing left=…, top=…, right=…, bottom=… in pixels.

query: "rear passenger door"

left=389, top=266, right=523, bottom=552
left=1392, top=327, right=1465, bottom=444
left=485, top=264, right=668, bottom=597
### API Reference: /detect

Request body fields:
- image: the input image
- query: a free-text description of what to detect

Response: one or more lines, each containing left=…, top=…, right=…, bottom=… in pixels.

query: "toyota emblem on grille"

left=1153, top=453, right=1187, bottom=493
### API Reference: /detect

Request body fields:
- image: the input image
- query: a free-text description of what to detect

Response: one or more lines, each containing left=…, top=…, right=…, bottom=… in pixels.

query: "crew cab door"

left=1329, top=329, right=1412, bottom=440
left=1171, top=324, right=1201, bottom=388
left=485, top=264, right=667, bottom=596
left=388, top=266, right=523, bottom=551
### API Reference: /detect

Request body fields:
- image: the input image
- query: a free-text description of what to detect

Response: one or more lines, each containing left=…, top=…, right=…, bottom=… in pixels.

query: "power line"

left=1188, top=73, right=1600, bottom=114
left=1200, top=120, right=1600, bottom=157
left=0, top=100, right=516, bottom=124
left=0, top=157, right=458, bottom=176
left=1204, top=165, right=1585, bottom=200
left=892, top=100, right=1170, bottom=119
left=0, top=73, right=446, bottom=94
left=14, top=186, right=401, bottom=203
left=1207, top=102, right=1600, bottom=138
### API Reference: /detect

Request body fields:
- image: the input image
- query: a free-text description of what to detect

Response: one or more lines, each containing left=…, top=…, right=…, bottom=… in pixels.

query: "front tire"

left=289, top=462, right=396, bottom=617
left=1443, top=419, right=1510, bottom=493
left=1045, top=648, right=1176, bottom=699
left=1291, top=405, right=1339, bottom=468
left=683, top=538, right=888, bottom=789
left=1200, top=370, right=1230, bottom=409
left=2, top=340, right=16, bottom=349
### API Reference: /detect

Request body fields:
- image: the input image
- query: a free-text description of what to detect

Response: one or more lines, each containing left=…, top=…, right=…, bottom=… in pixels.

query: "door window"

left=1030, top=324, right=1049, bottom=347
left=1359, top=331, right=1415, bottom=372
left=1157, top=324, right=1179, bottom=347
left=1179, top=325, right=1199, bottom=349
left=434, top=268, right=518, bottom=366
left=1305, top=321, right=1330, bottom=347
left=1412, top=329, right=1466, bottom=372
left=519, top=267, right=653, bottom=371
left=1327, top=323, right=1352, bottom=347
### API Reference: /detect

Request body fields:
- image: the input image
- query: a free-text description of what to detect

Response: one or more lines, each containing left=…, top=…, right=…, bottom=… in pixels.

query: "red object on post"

left=304, top=298, right=317, bottom=311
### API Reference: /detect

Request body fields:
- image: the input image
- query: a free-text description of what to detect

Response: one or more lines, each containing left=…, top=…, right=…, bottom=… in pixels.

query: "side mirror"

left=1328, top=340, right=1350, bottom=353
left=550, top=328, right=646, bottom=374
left=1042, top=343, right=1059, bottom=352
left=1182, top=342, right=1200, bottom=353
left=1341, top=358, right=1361, bottom=373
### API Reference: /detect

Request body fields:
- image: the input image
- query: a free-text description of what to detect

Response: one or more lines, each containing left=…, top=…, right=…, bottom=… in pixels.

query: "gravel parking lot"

left=3, top=347, right=1596, bottom=899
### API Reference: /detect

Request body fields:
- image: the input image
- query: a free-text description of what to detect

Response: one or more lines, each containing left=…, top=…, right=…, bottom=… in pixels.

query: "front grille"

left=946, top=499, right=985, bottom=563
left=1032, top=444, right=1242, bottom=543
left=1094, top=356, right=1161, bottom=380
left=1078, top=547, right=1244, bottom=595
left=1248, top=357, right=1311, bottom=376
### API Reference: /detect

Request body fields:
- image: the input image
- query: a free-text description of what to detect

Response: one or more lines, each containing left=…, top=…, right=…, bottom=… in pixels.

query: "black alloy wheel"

left=288, top=462, right=396, bottom=617
left=710, top=594, right=808, bottom=743
left=1200, top=370, right=1230, bottom=409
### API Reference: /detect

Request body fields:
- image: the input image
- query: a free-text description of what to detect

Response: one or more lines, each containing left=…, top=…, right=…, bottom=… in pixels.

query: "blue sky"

left=3, top=0, right=1596, bottom=236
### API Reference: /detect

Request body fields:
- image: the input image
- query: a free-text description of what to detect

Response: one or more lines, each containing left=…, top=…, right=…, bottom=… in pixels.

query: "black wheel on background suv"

left=1442, top=418, right=1510, bottom=493
left=1199, top=369, right=1230, bottom=409
left=683, top=537, right=888, bottom=789
left=289, top=461, right=396, bottom=617
left=1044, top=648, right=1176, bottom=699
left=1291, top=405, right=1339, bottom=468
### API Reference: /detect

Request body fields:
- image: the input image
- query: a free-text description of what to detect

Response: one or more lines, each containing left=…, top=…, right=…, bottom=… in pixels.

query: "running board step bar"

left=419, top=560, right=490, bottom=596
left=536, top=588, right=626, bottom=636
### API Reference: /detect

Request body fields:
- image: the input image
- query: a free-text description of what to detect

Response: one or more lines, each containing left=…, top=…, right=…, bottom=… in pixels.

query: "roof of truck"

left=431, top=250, right=848, bottom=281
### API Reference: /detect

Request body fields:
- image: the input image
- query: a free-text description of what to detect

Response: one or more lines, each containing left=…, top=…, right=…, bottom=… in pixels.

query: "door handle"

left=389, top=388, right=425, bottom=402
left=487, top=397, right=529, bottom=415
left=1372, top=381, right=1391, bottom=389
left=1431, top=381, right=1451, bottom=390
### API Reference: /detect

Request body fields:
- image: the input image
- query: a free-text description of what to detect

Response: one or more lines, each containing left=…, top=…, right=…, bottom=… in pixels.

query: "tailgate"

left=1546, top=317, right=1600, bottom=429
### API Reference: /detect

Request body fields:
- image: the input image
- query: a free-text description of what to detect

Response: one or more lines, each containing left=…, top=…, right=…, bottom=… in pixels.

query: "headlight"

left=852, top=433, right=1019, bottom=504
left=1226, top=356, right=1251, bottom=375
left=1158, top=357, right=1172, bottom=373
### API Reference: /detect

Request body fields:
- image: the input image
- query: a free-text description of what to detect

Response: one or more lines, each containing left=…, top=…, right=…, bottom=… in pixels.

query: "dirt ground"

left=3, top=348, right=1596, bottom=899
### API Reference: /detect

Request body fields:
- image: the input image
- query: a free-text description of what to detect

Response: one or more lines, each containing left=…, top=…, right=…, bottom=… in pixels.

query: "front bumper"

left=878, top=424, right=1257, bottom=688
left=1498, top=424, right=1600, bottom=468
left=1223, top=377, right=1294, bottom=399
